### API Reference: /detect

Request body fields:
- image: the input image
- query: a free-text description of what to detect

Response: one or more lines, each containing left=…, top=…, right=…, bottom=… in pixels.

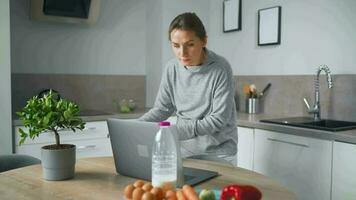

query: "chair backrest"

left=0, top=154, right=41, bottom=173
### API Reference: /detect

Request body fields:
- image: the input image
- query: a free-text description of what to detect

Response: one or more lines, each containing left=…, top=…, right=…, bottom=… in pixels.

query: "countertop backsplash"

left=11, top=73, right=145, bottom=118
left=235, top=74, right=356, bottom=122
left=11, top=73, right=356, bottom=122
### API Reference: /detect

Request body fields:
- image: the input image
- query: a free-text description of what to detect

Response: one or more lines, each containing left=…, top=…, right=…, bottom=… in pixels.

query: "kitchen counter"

left=237, top=112, right=356, bottom=144
left=0, top=157, right=297, bottom=200
left=13, top=110, right=356, bottom=144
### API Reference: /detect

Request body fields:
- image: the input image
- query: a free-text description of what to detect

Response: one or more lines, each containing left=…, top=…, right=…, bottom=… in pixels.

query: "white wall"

left=10, top=0, right=356, bottom=107
left=208, top=0, right=356, bottom=75
left=11, top=0, right=146, bottom=75
left=0, top=0, right=13, bottom=154
left=145, top=0, right=163, bottom=106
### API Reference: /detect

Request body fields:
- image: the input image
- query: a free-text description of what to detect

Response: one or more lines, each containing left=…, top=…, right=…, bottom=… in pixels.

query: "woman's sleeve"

left=176, top=64, right=236, bottom=140
left=139, top=66, right=175, bottom=122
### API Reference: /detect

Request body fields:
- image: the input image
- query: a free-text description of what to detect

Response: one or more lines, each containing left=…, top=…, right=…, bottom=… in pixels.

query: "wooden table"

left=0, top=157, right=297, bottom=200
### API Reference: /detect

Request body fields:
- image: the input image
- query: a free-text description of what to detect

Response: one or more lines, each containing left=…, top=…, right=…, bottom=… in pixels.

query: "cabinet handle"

left=77, top=145, right=96, bottom=150
left=267, top=138, right=309, bottom=148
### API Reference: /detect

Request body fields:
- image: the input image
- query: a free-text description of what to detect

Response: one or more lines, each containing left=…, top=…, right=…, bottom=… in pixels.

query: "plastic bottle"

left=152, top=121, right=182, bottom=189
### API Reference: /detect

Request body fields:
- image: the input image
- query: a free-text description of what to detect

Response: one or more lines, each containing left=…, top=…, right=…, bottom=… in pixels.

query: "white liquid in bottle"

left=151, top=121, right=178, bottom=190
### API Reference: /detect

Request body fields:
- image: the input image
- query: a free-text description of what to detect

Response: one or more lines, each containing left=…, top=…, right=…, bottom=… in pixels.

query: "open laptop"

left=107, top=118, right=218, bottom=186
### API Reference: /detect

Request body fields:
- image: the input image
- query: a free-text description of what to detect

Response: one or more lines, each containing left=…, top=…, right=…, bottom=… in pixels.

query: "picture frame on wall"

left=258, top=6, right=281, bottom=46
left=223, top=0, right=241, bottom=32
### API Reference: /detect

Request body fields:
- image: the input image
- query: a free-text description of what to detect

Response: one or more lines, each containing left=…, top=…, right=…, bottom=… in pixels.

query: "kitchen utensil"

left=259, top=83, right=271, bottom=98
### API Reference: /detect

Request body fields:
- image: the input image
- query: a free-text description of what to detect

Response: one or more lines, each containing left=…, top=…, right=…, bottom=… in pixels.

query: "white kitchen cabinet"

left=254, top=129, right=332, bottom=200
left=14, top=121, right=112, bottom=159
left=237, top=126, right=254, bottom=170
left=332, top=141, right=356, bottom=200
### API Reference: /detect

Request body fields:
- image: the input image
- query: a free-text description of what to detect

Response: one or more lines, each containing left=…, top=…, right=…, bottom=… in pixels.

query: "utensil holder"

left=246, top=98, right=259, bottom=114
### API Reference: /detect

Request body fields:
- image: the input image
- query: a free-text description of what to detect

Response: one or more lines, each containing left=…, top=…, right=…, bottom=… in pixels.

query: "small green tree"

left=16, top=90, right=85, bottom=147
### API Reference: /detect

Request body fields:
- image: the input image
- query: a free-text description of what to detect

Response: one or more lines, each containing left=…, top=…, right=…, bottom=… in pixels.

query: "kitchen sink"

left=260, top=117, right=356, bottom=132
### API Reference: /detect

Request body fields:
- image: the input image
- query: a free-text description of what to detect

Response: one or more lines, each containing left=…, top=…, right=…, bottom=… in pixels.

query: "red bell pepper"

left=220, top=185, right=262, bottom=200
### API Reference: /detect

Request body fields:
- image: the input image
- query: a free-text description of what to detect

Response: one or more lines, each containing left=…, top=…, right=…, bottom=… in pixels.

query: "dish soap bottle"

left=152, top=121, right=182, bottom=190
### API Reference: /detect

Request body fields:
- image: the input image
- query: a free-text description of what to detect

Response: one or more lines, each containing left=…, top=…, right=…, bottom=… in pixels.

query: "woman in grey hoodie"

left=140, top=12, right=237, bottom=165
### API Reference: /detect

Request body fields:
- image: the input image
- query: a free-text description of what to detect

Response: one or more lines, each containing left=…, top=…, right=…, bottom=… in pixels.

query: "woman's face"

left=170, top=29, right=207, bottom=66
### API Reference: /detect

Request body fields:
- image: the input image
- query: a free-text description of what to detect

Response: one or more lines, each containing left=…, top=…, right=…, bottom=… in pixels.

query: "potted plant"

left=16, top=90, right=85, bottom=181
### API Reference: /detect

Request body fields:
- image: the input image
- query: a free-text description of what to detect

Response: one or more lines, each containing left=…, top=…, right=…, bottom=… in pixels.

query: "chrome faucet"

left=303, top=65, right=333, bottom=121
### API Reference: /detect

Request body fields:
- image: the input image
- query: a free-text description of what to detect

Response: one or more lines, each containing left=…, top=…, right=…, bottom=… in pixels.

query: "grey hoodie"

left=140, top=49, right=237, bottom=157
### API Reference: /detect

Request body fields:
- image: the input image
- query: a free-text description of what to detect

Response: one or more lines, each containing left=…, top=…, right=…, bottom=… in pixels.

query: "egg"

left=176, top=190, right=187, bottom=200
left=165, top=190, right=177, bottom=200
left=142, top=191, right=156, bottom=200
left=124, top=184, right=135, bottom=199
left=132, top=188, right=145, bottom=200
left=150, top=187, right=164, bottom=200
left=161, top=182, right=175, bottom=192
left=133, top=180, right=145, bottom=188
left=142, top=182, right=153, bottom=192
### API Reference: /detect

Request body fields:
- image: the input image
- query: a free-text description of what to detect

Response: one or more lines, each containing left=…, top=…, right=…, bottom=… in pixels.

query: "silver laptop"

left=107, top=118, right=218, bottom=186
